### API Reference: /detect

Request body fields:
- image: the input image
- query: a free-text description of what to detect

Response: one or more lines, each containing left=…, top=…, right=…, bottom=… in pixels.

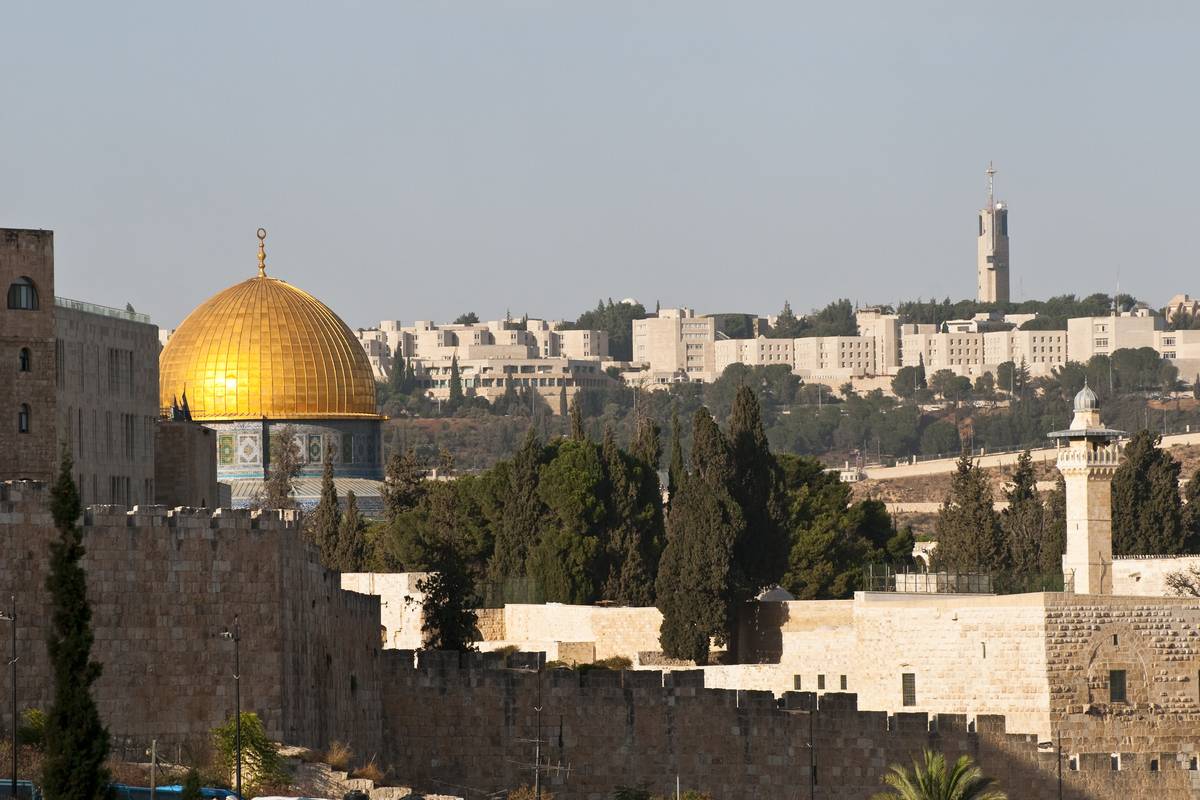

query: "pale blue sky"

left=3, top=2, right=1198, bottom=329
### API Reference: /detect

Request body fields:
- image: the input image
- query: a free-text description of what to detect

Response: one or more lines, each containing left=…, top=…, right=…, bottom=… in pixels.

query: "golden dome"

left=160, top=236, right=377, bottom=421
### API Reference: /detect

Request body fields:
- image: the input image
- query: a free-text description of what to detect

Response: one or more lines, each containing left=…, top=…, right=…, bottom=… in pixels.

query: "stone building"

left=158, top=231, right=383, bottom=506
left=977, top=162, right=1011, bottom=304
left=2, top=227, right=165, bottom=506
left=631, top=307, right=717, bottom=381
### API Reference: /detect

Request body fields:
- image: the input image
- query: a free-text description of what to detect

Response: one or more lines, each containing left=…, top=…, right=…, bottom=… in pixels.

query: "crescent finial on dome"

left=256, top=227, right=267, bottom=277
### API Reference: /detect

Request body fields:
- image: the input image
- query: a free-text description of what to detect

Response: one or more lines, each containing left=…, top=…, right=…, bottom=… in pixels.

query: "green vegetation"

left=17, top=708, right=47, bottom=751
left=42, top=449, right=111, bottom=800
left=1112, top=430, right=1186, bottom=555
left=871, top=750, right=1006, bottom=800
left=180, top=768, right=203, bottom=800
left=212, top=712, right=288, bottom=793
left=559, top=299, right=647, bottom=362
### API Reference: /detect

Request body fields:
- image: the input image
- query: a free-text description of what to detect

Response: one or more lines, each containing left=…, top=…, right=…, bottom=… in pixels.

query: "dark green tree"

left=527, top=438, right=607, bottom=603
left=726, top=386, right=787, bottom=594
left=448, top=355, right=464, bottom=410
left=558, top=383, right=568, bottom=417
left=1000, top=450, right=1045, bottom=586
left=933, top=450, right=1005, bottom=572
left=260, top=425, right=301, bottom=509
left=570, top=397, right=586, bottom=441
left=655, top=409, right=745, bottom=663
left=767, top=301, right=805, bottom=338
left=667, top=405, right=684, bottom=505
left=1041, top=474, right=1067, bottom=578
left=487, top=429, right=546, bottom=598
left=332, top=490, right=367, bottom=571
left=382, top=447, right=427, bottom=523
left=599, top=428, right=660, bottom=605
left=418, top=546, right=479, bottom=651
left=453, top=311, right=480, bottom=324
left=308, top=453, right=341, bottom=566
left=42, top=449, right=111, bottom=800
left=631, top=413, right=661, bottom=472
left=1112, top=430, right=1185, bottom=554
left=180, top=769, right=202, bottom=800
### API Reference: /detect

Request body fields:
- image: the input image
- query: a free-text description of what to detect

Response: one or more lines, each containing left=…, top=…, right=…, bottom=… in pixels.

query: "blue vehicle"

left=108, top=784, right=241, bottom=800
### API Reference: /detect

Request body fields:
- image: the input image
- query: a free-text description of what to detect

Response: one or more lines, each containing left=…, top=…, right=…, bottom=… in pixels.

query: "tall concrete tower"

left=1049, top=384, right=1124, bottom=594
left=976, top=162, right=1010, bottom=304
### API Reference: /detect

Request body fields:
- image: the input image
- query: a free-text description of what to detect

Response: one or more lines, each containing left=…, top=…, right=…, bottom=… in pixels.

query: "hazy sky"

left=4, top=2, right=1199, bottom=330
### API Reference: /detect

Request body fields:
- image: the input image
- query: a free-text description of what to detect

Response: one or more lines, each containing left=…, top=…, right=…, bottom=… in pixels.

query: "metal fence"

left=863, top=564, right=995, bottom=594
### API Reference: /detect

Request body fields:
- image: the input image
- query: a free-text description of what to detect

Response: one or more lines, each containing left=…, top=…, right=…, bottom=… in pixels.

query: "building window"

left=6, top=277, right=39, bottom=310
left=1110, top=670, right=1127, bottom=704
left=1111, top=754, right=1121, bottom=771
left=793, top=676, right=802, bottom=691
left=817, top=674, right=825, bottom=690
left=18, top=348, right=31, bottom=372
left=1095, top=338, right=1108, bottom=348
left=840, top=675, right=847, bottom=690
left=17, top=403, right=30, bottom=433
left=1068, top=755, right=1079, bottom=771
left=1150, top=758, right=1159, bottom=772
left=901, top=673, right=916, bottom=706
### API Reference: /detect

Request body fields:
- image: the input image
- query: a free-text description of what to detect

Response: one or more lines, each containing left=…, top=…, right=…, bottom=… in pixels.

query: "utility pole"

left=150, top=739, right=157, bottom=800
left=808, top=706, right=816, bottom=800
left=1, top=597, right=14, bottom=800
left=222, top=616, right=242, bottom=800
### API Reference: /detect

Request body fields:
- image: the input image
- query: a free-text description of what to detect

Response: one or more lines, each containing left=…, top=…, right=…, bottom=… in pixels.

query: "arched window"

left=18, top=348, right=31, bottom=372
left=6, top=277, right=39, bottom=310
left=17, top=403, right=30, bottom=433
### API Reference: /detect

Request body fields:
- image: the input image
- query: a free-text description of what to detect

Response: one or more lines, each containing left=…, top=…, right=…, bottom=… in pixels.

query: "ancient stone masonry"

left=0, top=480, right=382, bottom=755
left=378, top=652, right=1200, bottom=800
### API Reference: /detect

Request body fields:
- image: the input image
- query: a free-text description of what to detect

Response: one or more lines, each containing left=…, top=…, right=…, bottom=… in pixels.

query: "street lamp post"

left=1, top=597, right=15, bottom=800
left=221, top=616, right=241, bottom=800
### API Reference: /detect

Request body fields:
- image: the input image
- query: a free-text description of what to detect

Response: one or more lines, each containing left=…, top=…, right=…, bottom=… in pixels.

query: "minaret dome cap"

left=1073, top=382, right=1099, bottom=412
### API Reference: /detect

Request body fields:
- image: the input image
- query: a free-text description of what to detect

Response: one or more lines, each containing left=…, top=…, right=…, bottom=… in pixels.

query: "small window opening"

left=902, top=673, right=916, bottom=707
left=1111, top=754, right=1121, bottom=771
left=839, top=675, right=847, bottom=691
left=1112, top=633, right=1119, bottom=646
left=1110, top=669, right=1127, bottom=704
left=817, top=674, right=825, bottom=690
left=981, top=642, right=986, bottom=659
left=17, top=403, right=30, bottom=434
left=18, top=348, right=31, bottom=372
left=1149, top=758, right=1159, bottom=773
left=1068, top=755, right=1079, bottom=772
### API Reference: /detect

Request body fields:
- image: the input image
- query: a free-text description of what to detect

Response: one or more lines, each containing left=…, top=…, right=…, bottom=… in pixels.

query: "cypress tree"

left=632, top=415, right=662, bottom=473
left=332, top=491, right=367, bottom=572
left=727, top=386, right=787, bottom=593
left=570, top=397, right=586, bottom=441
left=599, top=427, right=656, bottom=606
left=655, top=409, right=745, bottom=663
left=933, top=450, right=1005, bottom=572
left=667, top=406, right=684, bottom=505
left=260, top=425, right=301, bottom=509
left=1000, top=450, right=1045, bottom=587
left=528, top=438, right=607, bottom=603
left=1041, top=474, right=1067, bottom=578
left=1112, top=430, right=1185, bottom=555
left=389, top=350, right=407, bottom=395
left=43, top=449, right=111, bottom=800
left=448, top=355, right=464, bottom=410
left=488, top=429, right=546, bottom=599
left=558, top=384, right=568, bottom=417
left=417, top=544, right=478, bottom=652
left=1182, top=469, right=1200, bottom=553
left=309, top=453, right=341, bottom=566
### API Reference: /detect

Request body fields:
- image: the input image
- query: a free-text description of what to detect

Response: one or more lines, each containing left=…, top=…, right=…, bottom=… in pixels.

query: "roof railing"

left=55, top=296, right=152, bottom=324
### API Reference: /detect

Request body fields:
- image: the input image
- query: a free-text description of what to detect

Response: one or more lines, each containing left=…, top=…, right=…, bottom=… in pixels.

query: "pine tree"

left=389, top=350, right=408, bottom=395
left=42, top=450, right=111, bottom=800
left=558, top=384, right=568, bottom=417
left=382, top=447, right=427, bottom=523
left=448, top=355, right=464, bottom=410
left=1112, top=430, right=1185, bottom=555
left=727, top=386, right=787, bottom=594
left=933, top=450, right=1005, bottom=572
left=1000, top=450, right=1045, bottom=587
left=667, top=406, right=684, bottom=505
left=655, top=409, right=745, bottom=663
left=308, top=453, right=341, bottom=566
left=332, top=491, right=367, bottom=571
left=417, top=546, right=479, bottom=651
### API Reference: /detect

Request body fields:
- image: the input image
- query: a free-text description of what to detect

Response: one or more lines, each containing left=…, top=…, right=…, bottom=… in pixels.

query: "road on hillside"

left=863, top=431, right=1200, bottom=481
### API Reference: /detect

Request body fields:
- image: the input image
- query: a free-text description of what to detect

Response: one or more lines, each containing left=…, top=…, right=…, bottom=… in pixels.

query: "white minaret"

left=977, top=162, right=1010, bottom=304
left=1049, top=384, right=1123, bottom=594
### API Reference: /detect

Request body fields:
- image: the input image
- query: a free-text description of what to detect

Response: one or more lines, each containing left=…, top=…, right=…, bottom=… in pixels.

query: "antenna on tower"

left=985, top=161, right=997, bottom=210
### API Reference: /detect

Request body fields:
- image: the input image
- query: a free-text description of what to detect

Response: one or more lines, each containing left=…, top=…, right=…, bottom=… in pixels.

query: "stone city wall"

left=378, top=651, right=1200, bottom=800
left=0, top=481, right=382, bottom=754
left=1113, top=555, right=1200, bottom=597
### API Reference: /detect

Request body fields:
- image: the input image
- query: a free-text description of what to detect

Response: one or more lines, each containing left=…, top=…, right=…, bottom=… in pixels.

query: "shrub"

left=17, top=708, right=47, bottom=750
left=212, top=712, right=289, bottom=792
left=508, top=787, right=553, bottom=800
left=325, top=740, right=353, bottom=771
left=350, top=759, right=384, bottom=783
left=180, top=768, right=203, bottom=800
